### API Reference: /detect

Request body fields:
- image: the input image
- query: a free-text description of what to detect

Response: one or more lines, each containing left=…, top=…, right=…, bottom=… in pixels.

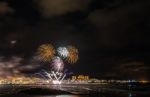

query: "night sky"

left=0, top=0, right=150, bottom=80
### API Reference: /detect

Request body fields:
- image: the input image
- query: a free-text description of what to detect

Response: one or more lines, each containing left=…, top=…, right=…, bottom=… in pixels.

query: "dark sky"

left=0, top=0, right=150, bottom=80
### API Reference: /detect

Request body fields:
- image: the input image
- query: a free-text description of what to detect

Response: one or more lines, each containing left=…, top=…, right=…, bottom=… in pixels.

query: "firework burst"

left=37, top=44, right=55, bottom=62
left=51, top=56, right=64, bottom=72
left=66, top=46, right=78, bottom=64
left=57, top=47, right=69, bottom=58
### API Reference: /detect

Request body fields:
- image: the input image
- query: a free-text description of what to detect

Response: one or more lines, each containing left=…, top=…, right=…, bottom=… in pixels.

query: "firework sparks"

left=37, top=44, right=55, bottom=62
left=66, top=46, right=78, bottom=64
left=57, top=47, right=69, bottom=58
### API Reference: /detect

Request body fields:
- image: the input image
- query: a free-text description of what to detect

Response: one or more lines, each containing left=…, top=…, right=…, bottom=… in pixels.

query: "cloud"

left=34, top=0, right=91, bottom=17
left=116, top=61, right=149, bottom=72
left=0, top=56, right=41, bottom=78
left=106, top=60, right=150, bottom=79
left=87, top=1, right=150, bottom=48
left=0, top=2, right=14, bottom=15
left=0, top=56, right=22, bottom=77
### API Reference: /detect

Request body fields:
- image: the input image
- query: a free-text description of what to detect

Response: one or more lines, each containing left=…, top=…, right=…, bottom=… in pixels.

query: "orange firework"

left=66, top=46, right=78, bottom=64
left=37, top=44, right=55, bottom=61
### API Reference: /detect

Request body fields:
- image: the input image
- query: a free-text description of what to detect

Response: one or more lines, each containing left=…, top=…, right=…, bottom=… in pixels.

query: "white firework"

left=57, top=47, right=69, bottom=58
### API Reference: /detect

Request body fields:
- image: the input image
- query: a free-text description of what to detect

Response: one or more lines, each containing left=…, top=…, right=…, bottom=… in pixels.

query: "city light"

left=52, top=80, right=62, bottom=84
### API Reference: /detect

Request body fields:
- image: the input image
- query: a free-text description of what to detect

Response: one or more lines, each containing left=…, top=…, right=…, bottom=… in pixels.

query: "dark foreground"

left=0, top=84, right=150, bottom=97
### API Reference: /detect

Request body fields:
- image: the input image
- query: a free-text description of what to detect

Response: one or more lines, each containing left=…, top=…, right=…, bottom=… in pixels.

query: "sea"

left=0, top=84, right=150, bottom=97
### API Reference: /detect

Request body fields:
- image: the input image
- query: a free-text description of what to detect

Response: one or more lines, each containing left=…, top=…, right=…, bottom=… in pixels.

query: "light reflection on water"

left=36, top=95, right=82, bottom=97
left=128, top=93, right=132, bottom=97
left=20, top=93, right=148, bottom=97
left=56, top=95, right=80, bottom=97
